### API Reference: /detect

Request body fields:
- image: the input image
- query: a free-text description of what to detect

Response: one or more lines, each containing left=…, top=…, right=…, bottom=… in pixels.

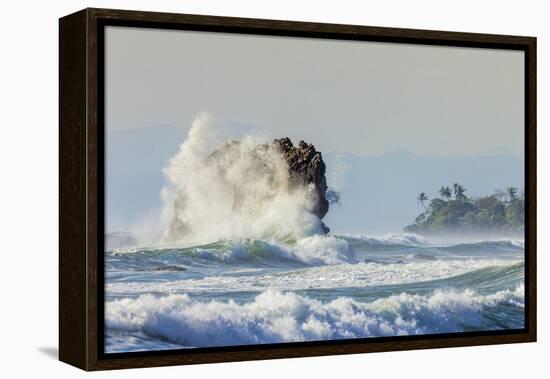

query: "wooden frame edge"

left=59, top=8, right=88, bottom=371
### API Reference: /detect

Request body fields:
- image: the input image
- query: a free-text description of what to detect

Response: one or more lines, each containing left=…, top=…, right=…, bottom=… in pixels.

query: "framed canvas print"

left=59, top=8, right=537, bottom=371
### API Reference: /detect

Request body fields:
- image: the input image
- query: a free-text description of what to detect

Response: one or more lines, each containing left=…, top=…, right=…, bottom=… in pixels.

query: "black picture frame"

left=59, top=7, right=537, bottom=371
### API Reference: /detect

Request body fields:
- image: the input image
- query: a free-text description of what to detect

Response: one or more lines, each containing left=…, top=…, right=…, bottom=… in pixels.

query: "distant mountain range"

left=323, top=150, right=524, bottom=234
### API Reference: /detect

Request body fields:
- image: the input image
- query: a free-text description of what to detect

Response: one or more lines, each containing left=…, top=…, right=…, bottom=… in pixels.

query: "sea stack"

left=272, top=137, right=330, bottom=233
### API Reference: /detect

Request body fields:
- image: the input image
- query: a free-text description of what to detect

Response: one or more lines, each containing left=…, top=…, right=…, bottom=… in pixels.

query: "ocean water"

left=104, top=233, right=525, bottom=353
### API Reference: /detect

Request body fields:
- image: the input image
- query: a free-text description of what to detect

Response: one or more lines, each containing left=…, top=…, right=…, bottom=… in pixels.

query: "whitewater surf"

left=104, top=234, right=524, bottom=352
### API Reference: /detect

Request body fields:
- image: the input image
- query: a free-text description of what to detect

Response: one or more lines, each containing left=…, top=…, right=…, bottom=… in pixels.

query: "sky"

left=105, top=26, right=525, bottom=233
left=105, top=26, right=525, bottom=157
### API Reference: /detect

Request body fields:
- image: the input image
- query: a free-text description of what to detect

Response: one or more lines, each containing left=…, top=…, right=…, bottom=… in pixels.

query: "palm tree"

left=455, top=185, right=467, bottom=201
left=506, top=187, right=518, bottom=202
left=494, top=189, right=508, bottom=202
left=439, top=186, right=452, bottom=200
left=417, top=192, right=429, bottom=210
left=453, top=183, right=460, bottom=199
left=445, top=186, right=452, bottom=200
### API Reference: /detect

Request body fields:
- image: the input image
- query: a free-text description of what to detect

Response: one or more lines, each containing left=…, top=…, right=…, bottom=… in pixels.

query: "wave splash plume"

left=161, top=113, right=329, bottom=246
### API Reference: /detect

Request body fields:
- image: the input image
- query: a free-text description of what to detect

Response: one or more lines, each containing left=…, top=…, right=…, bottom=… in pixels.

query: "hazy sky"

left=105, top=26, right=525, bottom=234
left=105, top=26, right=524, bottom=157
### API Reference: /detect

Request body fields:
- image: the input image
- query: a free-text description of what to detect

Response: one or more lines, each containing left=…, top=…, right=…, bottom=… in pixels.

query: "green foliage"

left=439, top=186, right=452, bottom=200
left=405, top=185, right=524, bottom=235
left=417, top=192, right=429, bottom=209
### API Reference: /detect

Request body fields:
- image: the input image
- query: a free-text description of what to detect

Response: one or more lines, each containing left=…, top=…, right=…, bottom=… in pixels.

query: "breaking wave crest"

left=189, top=235, right=355, bottom=266
left=108, top=233, right=525, bottom=269
left=110, top=235, right=355, bottom=267
left=106, top=284, right=524, bottom=348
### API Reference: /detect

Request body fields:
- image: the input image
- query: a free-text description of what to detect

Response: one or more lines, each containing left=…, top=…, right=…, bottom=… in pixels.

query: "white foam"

left=290, top=235, right=355, bottom=265
left=106, top=259, right=519, bottom=296
left=106, top=284, right=524, bottom=348
left=509, top=240, right=525, bottom=249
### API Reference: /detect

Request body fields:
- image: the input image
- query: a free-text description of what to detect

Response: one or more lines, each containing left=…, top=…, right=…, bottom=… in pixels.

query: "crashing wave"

left=109, top=235, right=355, bottom=266
left=161, top=113, right=331, bottom=246
left=106, top=284, right=524, bottom=348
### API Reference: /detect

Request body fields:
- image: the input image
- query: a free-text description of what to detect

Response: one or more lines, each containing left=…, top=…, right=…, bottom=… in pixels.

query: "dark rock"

left=363, top=258, right=380, bottom=264
left=148, top=265, right=187, bottom=272
left=413, top=253, right=437, bottom=261
left=272, top=137, right=330, bottom=233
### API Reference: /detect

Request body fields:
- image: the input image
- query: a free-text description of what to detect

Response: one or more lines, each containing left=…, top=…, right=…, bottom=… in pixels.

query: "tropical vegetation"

left=405, top=184, right=525, bottom=235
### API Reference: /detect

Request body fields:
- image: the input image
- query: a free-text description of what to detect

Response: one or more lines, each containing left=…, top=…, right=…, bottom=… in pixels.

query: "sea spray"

left=161, top=113, right=328, bottom=245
